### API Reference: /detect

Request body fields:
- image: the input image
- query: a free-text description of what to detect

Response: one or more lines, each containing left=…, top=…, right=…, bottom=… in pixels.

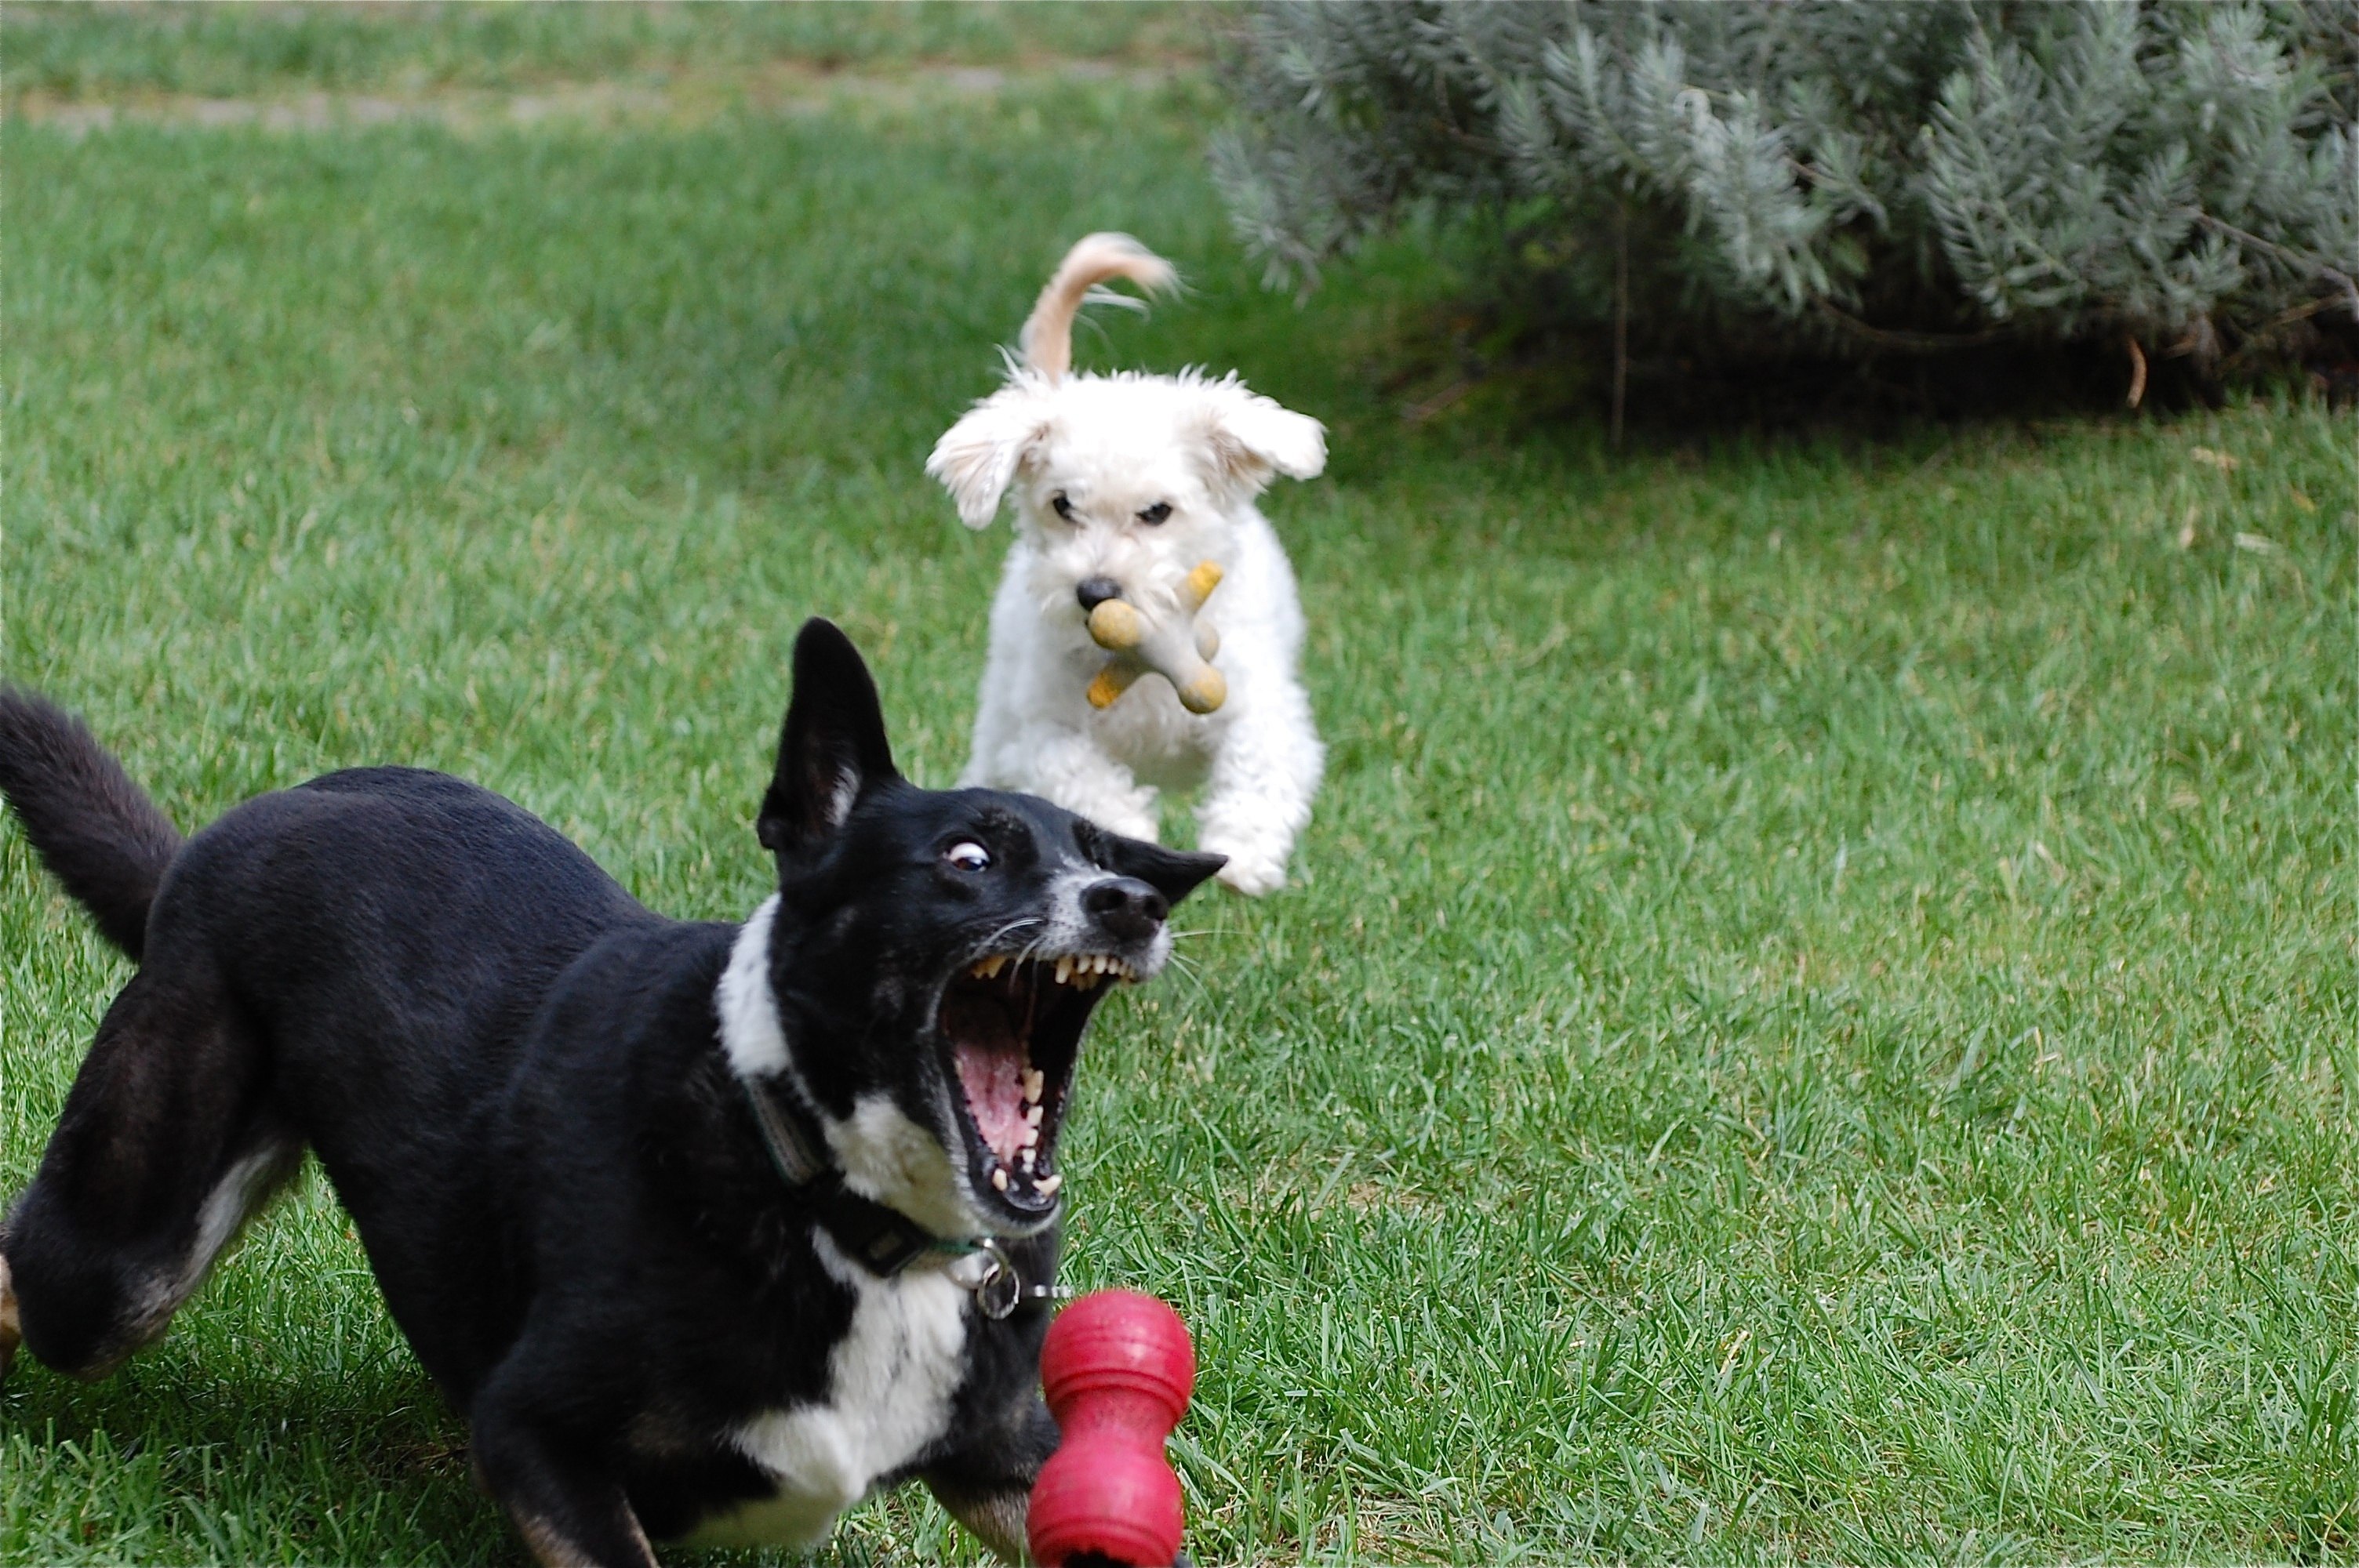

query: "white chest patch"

left=686, top=1242, right=982, bottom=1550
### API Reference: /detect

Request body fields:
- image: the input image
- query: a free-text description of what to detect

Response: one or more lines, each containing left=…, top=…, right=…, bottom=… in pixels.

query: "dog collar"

left=740, top=1076, right=1062, bottom=1318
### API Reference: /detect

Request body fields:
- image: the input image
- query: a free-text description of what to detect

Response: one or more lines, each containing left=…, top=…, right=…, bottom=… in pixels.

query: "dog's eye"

left=1137, top=501, right=1172, bottom=525
left=1050, top=493, right=1077, bottom=522
left=944, top=841, right=991, bottom=872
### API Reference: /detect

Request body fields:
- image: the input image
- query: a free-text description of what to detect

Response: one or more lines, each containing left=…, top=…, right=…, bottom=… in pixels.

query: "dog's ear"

left=1195, top=378, right=1325, bottom=495
left=927, top=384, right=1052, bottom=529
left=758, top=619, right=901, bottom=858
left=1104, top=837, right=1227, bottom=906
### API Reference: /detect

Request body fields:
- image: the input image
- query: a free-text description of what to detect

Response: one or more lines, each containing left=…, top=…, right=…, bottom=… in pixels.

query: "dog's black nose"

left=1076, top=577, right=1124, bottom=614
left=1082, top=877, right=1167, bottom=941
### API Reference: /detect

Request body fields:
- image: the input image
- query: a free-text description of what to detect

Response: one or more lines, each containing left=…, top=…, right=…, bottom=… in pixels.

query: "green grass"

left=4, top=8, right=2356, bottom=1565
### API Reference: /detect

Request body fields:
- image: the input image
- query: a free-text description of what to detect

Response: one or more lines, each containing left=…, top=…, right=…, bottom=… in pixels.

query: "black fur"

left=0, top=621, right=1222, bottom=1567
left=0, top=691, right=182, bottom=960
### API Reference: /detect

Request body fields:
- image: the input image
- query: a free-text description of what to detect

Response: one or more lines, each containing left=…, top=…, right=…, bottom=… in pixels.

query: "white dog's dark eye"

left=1050, top=493, right=1077, bottom=521
left=945, top=840, right=991, bottom=872
left=1138, top=502, right=1172, bottom=525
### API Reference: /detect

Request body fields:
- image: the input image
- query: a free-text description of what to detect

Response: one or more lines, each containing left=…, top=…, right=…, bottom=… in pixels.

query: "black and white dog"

left=0, top=620, right=1221, bottom=1566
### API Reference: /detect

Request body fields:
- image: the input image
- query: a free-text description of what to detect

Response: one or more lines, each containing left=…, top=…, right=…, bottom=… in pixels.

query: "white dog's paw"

left=1082, top=803, right=1159, bottom=844
left=1204, top=845, right=1288, bottom=896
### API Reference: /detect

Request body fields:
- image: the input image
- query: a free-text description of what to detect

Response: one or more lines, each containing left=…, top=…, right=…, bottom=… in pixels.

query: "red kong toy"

left=1026, top=1290, right=1196, bottom=1568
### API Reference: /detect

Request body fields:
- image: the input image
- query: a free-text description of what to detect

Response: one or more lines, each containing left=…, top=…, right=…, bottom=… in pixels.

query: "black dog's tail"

left=0, top=691, right=181, bottom=961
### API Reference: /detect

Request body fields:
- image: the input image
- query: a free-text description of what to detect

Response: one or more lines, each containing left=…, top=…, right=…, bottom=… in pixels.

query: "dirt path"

left=9, top=56, right=1185, bottom=136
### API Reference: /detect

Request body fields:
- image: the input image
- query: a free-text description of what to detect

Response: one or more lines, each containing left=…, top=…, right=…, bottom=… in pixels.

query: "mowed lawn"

left=4, top=9, right=2355, bottom=1564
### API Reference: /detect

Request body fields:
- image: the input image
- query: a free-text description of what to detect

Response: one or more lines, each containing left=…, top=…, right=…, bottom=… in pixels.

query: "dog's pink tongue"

left=954, top=1040, right=1027, bottom=1158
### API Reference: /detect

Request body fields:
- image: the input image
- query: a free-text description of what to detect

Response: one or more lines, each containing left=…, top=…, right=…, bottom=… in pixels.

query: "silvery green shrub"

left=1213, top=1, right=2356, bottom=368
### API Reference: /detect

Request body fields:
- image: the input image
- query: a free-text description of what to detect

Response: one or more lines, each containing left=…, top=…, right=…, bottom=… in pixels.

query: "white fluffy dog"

left=927, top=235, right=1326, bottom=896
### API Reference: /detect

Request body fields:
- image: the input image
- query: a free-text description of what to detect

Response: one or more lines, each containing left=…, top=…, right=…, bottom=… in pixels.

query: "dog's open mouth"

left=938, top=952, right=1136, bottom=1217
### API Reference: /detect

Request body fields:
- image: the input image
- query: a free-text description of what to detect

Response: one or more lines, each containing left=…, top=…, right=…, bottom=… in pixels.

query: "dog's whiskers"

left=976, top=915, right=1045, bottom=956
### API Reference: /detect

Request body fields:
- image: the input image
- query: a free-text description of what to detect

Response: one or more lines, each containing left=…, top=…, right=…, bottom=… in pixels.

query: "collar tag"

left=969, top=1238, right=1070, bottom=1320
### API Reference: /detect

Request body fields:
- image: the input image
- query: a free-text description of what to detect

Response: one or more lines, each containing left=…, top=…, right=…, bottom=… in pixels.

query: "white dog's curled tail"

left=1020, top=234, right=1177, bottom=382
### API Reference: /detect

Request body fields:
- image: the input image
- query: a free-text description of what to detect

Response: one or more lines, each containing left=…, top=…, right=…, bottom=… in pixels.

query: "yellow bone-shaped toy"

left=1085, top=561, right=1226, bottom=714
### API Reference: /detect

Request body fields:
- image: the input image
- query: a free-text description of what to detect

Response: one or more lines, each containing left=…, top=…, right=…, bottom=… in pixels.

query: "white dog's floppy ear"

left=1194, top=377, right=1326, bottom=495
left=927, top=385, right=1052, bottom=529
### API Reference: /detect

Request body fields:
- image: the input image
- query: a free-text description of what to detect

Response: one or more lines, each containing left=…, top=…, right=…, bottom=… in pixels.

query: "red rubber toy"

left=1026, top=1290, right=1195, bottom=1568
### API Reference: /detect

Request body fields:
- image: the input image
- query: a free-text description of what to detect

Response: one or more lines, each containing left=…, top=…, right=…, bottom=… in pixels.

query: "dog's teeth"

left=1020, top=1149, right=1035, bottom=1171
left=969, top=955, right=1007, bottom=980
left=1025, top=1104, right=1044, bottom=1127
left=1035, top=1173, right=1062, bottom=1197
left=1020, top=1126, right=1039, bottom=1151
left=1054, top=956, right=1074, bottom=986
left=1022, top=1069, right=1045, bottom=1103
left=991, top=1167, right=1009, bottom=1192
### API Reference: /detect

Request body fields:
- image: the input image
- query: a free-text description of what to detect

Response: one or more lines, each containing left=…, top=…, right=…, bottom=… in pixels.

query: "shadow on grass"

left=3, top=1356, right=496, bottom=1565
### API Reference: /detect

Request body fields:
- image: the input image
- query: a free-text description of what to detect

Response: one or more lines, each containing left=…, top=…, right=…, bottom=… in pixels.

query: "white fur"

left=185, top=1150, right=285, bottom=1286
left=929, top=252, right=1328, bottom=896
left=1041, top=866, right=1173, bottom=975
left=694, top=911, right=1035, bottom=1548
left=825, top=771, right=860, bottom=831
left=716, top=895, right=787, bottom=1076
left=714, top=899, right=1002, bottom=1241
left=717, top=900, right=1033, bottom=1244
left=825, top=1094, right=989, bottom=1241
left=137, top=1146, right=290, bottom=1330
left=689, top=1237, right=986, bottom=1548
left=121, top=1143, right=290, bottom=1325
